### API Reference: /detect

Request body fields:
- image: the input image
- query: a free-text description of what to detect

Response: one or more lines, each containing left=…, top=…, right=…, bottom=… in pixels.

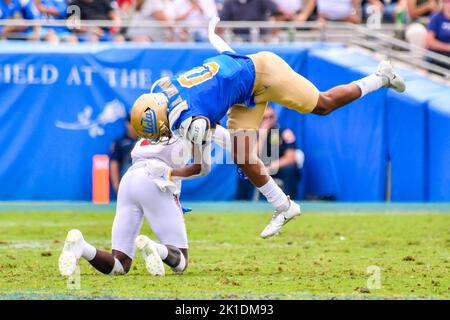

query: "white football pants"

left=111, top=166, right=188, bottom=259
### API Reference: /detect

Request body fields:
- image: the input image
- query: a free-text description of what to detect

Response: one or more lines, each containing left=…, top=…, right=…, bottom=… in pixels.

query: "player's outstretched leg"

left=135, top=235, right=188, bottom=276
left=59, top=229, right=130, bottom=276
left=249, top=52, right=405, bottom=116
left=243, top=54, right=406, bottom=238
left=312, top=60, right=405, bottom=115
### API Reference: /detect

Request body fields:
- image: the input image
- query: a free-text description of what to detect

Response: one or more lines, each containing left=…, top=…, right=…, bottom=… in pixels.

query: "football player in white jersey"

left=58, top=124, right=231, bottom=277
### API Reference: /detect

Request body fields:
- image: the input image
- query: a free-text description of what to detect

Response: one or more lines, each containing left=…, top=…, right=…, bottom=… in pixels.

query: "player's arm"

left=173, top=123, right=231, bottom=180
left=171, top=163, right=202, bottom=178
left=176, top=141, right=212, bottom=180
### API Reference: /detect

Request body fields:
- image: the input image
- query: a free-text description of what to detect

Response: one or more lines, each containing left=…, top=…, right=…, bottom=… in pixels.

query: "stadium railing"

left=1, top=19, right=449, bottom=80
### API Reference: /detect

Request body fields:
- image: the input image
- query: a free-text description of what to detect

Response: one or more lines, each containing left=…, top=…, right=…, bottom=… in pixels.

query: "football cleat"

left=376, top=60, right=406, bottom=93
left=260, top=199, right=301, bottom=239
left=135, top=235, right=165, bottom=276
left=59, top=229, right=84, bottom=276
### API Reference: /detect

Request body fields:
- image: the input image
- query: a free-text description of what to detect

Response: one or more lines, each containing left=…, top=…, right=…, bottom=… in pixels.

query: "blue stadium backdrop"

left=0, top=42, right=448, bottom=201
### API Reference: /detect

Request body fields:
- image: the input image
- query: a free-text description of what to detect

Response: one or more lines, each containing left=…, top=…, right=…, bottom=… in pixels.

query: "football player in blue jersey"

left=130, top=17, right=406, bottom=239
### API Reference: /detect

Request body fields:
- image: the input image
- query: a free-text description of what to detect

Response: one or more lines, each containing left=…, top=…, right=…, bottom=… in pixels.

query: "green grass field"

left=0, top=208, right=449, bottom=300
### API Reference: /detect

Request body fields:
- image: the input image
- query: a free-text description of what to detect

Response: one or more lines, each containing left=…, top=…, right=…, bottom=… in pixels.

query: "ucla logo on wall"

left=55, top=100, right=126, bottom=138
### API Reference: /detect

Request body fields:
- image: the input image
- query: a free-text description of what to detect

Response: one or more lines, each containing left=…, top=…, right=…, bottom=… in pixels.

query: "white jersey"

left=131, top=138, right=192, bottom=169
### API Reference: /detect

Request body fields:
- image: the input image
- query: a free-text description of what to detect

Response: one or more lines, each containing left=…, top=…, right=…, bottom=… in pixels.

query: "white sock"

left=153, top=241, right=169, bottom=260
left=258, top=178, right=290, bottom=212
left=81, top=241, right=97, bottom=261
left=109, top=258, right=125, bottom=275
left=172, top=252, right=186, bottom=273
left=352, top=74, right=387, bottom=97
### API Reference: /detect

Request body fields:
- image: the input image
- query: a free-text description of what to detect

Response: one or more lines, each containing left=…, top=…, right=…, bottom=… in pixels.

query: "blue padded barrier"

left=386, top=79, right=448, bottom=201
left=0, top=42, right=311, bottom=201
left=427, top=92, right=450, bottom=201
left=303, top=48, right=387, bottom=201
left=0, top=42, right=448, bottom=201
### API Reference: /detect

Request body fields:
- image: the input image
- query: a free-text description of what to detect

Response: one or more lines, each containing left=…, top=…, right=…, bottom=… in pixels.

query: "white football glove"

left=186, top=118, right=209, bottom=145
left=145, top=160, right=181, bottom=194
left=145, top=159, right=173, bottom=181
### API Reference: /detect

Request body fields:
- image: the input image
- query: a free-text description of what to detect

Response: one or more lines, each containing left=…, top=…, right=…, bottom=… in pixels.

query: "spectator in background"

left=426, top=0, right=450, bottom=66
left=236, top=106, right=302, bottom=200
left=405, top=0, right=437, bottom=49
left=406, top=0, right=438, bottom=20
left=363, top=0, right=406, bottom=23
left=173, top=0, right=218, bottom=42
left=117, top=0, right=134, bottom=17
left=272, top=0, right=316, bottom=22
left=219, top=0, right=279, bottom=40
left=127, top=0, right=171, bottom=42
left=35, top=0, right=79, bottom=43
left=0, top=0, right=40, bottom=40
left=110, top=116, right=138, bottom=195
left=69, top=0, right=123, bottom=42
left=215, top=0, right=224, bottom=11
left=316, top=0, right=360, bottom=24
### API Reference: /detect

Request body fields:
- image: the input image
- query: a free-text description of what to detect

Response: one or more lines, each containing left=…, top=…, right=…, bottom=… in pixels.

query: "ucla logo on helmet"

left=142, top=109, right=158, bottom=135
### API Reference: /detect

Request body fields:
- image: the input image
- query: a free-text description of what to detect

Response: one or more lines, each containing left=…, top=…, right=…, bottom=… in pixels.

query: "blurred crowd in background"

left=0, top=0, right=449, bottom=58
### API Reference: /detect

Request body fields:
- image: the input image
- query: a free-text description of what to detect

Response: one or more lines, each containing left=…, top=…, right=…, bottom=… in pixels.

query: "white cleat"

left=376, top=60, right=406, bottom=93
left=135, top=235, right=165, bottom=277
left=59, top=229, right=84, bottom=276
left=260, top=199, right=301, bottom=239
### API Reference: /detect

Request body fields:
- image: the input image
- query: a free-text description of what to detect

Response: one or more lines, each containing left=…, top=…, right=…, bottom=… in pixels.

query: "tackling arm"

left=177, top=141, right=212, bottom=180
left=180, top=124, right=232, bottom=179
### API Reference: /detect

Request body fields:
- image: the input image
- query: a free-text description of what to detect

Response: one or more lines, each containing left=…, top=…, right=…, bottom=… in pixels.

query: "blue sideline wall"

left=0, top=42, right=448, bottom=201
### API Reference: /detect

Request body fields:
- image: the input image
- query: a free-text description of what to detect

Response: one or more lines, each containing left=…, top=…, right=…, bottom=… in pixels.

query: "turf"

left=0, top=210, right=448, bottom=300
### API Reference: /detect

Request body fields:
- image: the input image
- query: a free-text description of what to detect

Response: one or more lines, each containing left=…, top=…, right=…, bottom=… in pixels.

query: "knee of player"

left=313, top=92, right=335, bottom=116
left=257, top=51, right=278, bottom=60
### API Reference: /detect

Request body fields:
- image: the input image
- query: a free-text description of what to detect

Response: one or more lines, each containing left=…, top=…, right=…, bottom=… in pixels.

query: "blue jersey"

left=152, top=52, right=256, bottom=132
